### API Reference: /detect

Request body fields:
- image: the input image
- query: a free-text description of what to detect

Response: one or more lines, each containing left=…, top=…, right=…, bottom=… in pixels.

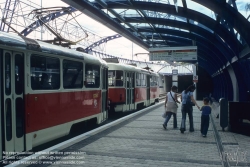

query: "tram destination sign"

left=149, top=46, right=197, bottom=61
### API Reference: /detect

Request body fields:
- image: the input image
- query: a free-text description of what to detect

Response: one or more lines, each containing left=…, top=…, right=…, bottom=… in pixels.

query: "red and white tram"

left=107, top=62, right=159, bottom=112
left=0, top=31, right=108, bottom=159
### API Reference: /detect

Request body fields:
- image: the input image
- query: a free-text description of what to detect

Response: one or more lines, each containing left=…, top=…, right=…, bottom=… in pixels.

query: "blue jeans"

left=180, top=105, right=194, bottom=131
left=201, top=115, right=210, bottom=135
left=163, top=112, right=177, bottom=128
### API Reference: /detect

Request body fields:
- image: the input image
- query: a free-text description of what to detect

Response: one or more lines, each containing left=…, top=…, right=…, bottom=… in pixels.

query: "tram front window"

left=108, top=70, right=123, bottom=87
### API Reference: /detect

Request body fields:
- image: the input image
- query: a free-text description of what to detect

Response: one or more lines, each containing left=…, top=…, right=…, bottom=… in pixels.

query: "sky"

left=0, top=0, right=249, bottom=62
left=33, top=0, right=148, bottom=61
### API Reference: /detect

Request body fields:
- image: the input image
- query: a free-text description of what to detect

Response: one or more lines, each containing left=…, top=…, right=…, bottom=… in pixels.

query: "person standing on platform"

left=180, top=85, right=200, bottom=133
left=200, top=97, right=212, bottom=137
left=163, top=86, right=180, bottom=130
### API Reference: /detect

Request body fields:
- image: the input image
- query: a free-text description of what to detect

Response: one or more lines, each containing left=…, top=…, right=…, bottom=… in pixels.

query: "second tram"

left=107, top=63, right=159, bottom=112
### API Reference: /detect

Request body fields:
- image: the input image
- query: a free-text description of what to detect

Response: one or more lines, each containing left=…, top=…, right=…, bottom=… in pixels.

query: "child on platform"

left=200, top=97, right=212, bottom=137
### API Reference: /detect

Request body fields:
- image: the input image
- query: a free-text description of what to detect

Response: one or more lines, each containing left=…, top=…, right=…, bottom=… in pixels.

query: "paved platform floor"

left=8, top=101, right=250, bottom=167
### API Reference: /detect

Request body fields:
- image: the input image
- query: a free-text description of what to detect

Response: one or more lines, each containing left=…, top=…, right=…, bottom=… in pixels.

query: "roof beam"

left=192, top=0, right=250, bottom=47
left=95, top=0, right=148, bottom=41
left=99, top=1, right=242, bottom=55
left=139, top=27, right=227, bottom=65
left=125, top=17, right=235, bottom=60
left=61, top=0, right=149, bottom=50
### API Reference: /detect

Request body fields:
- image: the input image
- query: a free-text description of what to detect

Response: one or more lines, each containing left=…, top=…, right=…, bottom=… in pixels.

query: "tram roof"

left=107, top=62, right=158, bottom=76
left=0, top=31, right=107, bottom=66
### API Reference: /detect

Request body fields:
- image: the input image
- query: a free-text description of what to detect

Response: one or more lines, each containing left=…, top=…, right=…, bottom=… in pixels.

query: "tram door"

left=2, top=50, right=25, bottom=155
left=126, top=72, right=135, bottom=111
left=146, top=75, right=150, bottom=106
left=101, top=68, right=108, bottom=121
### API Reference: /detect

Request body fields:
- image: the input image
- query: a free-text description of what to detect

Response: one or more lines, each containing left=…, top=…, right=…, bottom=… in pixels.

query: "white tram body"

left=0, top=31, right=108, bottom=159
left=107, top=63, right=159, bottom=112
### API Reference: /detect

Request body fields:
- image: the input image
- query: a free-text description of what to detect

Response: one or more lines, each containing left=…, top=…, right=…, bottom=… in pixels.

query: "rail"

left=159, top=93, right=166, bottom=101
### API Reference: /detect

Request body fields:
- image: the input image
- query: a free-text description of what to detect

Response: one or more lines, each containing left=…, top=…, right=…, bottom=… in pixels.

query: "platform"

left=6, top=101, right=250, bottom=167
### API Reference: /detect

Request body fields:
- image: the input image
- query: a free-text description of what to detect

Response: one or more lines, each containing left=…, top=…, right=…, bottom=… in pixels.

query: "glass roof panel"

left=234, top=28, right=243, bottom=44
left=145, top=11, right=187, bottom=22
left=236, top=0, right=250, bottom=19
left=176, top=0, right=184, bottom=7
left=130, top=23, right=152, bottom=28
left=177, top=28, right=189, bottom=32
left=123, top=24, right=131, bottom=28
left=186, top=0, right=216, bottom=20
left=114, top=9, right=139, bottom=16
left=106, top=12, right=116, bottom=19
left=168, top=15, right=187, bottom=22
left=145, top=10, right=170, bottom=18
left=152, top=24, right=167, bottom=29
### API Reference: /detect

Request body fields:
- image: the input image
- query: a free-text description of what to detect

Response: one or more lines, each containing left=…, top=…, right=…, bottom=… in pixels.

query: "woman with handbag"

left=163, top=86, right=180, bottom=130
left=180, top=85, right=200, bottom=133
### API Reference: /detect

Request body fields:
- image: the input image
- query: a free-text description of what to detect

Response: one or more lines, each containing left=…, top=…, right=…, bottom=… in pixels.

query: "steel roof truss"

left=95, top=0, right=149, bottom=42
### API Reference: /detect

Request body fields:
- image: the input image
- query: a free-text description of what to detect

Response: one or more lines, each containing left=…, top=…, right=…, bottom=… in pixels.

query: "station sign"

left=149, top=46, right=197, bottom=61
left=172, top=69, right=178, bottom=75
left=193, top=75, right=198, bottom=83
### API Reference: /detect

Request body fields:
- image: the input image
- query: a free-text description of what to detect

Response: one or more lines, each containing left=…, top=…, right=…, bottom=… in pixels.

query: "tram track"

left=159, top=93, right=166, bottom=101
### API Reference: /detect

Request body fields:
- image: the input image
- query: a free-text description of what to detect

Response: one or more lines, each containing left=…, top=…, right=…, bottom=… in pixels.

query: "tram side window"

left=151, top=76, right=155, bottom=86
left=108, top=70, right=115, bottom=86
left=5, top=53, right=11, bottom=95
left=141, top=74, right=146, bottom=86
left=63, top=60, right=83, bottom=89
left=150, top=76, right=153, bottom=86
left=131, top=73, right=135, bottom=87
left=152, top=76, right=158, bottom=86
left=126, top=72, right=130, bottom=87
left=85, top=64, right=100, bottom=88
left=150, top=76, right=157, bottom=86
left=115, top=70, right=123, bottom=86
left=30, top=55, right=60, bottom=90
left=136, top=73, right=141, bottom=86
left=108, top=70, right=123, bottom=87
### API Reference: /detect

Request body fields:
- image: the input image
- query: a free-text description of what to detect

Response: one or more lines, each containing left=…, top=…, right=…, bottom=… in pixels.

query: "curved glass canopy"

left=62, top=0, right=249, bottom=75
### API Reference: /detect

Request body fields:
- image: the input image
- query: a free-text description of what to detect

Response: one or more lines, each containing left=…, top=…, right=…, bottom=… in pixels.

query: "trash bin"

left=219, top=98, right=228, bottom=131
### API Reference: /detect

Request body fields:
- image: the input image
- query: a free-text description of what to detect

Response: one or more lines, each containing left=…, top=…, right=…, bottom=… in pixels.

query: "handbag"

left=170, top=91, right=178, bottom=108
left=186, top=92, right=195, bottom=106
left=162, top=111, right=167, bottom=118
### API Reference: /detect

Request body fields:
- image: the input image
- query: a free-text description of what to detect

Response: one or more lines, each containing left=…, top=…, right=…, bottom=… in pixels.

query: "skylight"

left=236, top=0, right=250, bottom=19
left=186, top=0, right=216, bottom=20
